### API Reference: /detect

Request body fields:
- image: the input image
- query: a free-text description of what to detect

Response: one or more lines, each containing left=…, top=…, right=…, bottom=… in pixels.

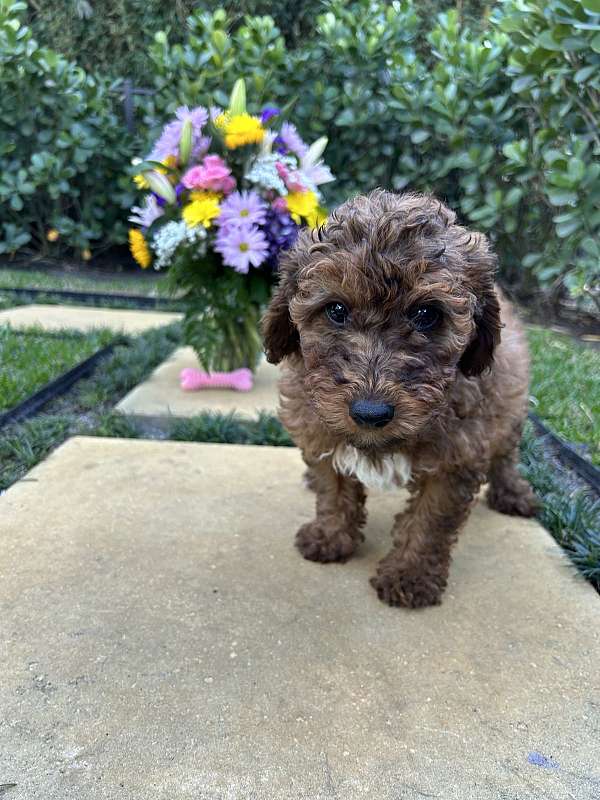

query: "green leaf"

left=543, top=149, right=566, bottom=166
left=504, top=187, right=523, bottom=207
left=512, top=75, right=535, bottom=92
left=522, top=253, right=542, bottom=268
left=410, top=129, right=430, bottom=144
left=581, top=0, right=600, bottom=12
left=556, top=219, right=581, bottom=237
left=581, top=237, right=599, bottom=256
left=568, top=157, right=585, bottom=182
left=574, top=65, right=596, bottom=83
left=547, top=188, right=578, bottom=206
left=536, top=30, right=563, bottom=51
left=335, top=108, right=355, bottom=126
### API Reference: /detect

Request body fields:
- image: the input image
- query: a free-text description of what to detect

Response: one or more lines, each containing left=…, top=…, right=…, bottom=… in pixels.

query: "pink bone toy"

left=180, top=367, right=254, bottom=392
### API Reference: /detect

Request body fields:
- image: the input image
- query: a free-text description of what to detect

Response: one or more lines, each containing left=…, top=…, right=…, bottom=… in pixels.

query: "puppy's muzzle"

left=349, top=399, right=395, bottom=428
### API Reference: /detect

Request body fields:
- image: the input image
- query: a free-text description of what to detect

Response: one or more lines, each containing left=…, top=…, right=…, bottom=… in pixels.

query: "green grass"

left=0, top=327, right=114, bottom=412
left=527, top=327, right=599, bottom=465
left=0, top=266, right=163, bottom=296
left=0, top=322, right=181, bottom=491
left=171, top=411, right=293, bottom=447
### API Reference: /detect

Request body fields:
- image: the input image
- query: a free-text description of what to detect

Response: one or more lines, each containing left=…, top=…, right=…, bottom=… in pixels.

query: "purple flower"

left=261, top=107, right=280, bottom=124
left=148, top=105, right=209, bottom=162
left=215, top=222, right=269, bottom=273
left=176, top=105, right=209, bottom=130
left=217, top=190, right=267, bottom=228
left=278, top=122, right=308, bottom=159
left=261, top=208, right=299, bottom=269
left=191, top=135, right=212, bottom=161
left=128, top=195, right=164, bottom=229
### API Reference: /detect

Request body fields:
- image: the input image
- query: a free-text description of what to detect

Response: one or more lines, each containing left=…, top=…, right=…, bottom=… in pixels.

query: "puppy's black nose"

left=349, top=399, right=395, bottom=428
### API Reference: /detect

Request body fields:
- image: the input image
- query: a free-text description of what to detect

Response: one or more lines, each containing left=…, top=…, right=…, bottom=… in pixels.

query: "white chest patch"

left=332, top=444, right=412, bottom=491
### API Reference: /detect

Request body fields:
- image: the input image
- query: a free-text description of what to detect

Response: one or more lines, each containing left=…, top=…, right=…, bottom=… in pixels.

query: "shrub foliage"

left=1, top=0, right=598, bottom=307
left=0, top=0, right=134, bottom=257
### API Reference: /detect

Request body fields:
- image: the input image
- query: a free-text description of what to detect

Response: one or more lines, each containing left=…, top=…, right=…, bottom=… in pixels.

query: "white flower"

left=151, top=220, right=207, bottom=269
left=246, top=153, right=296, bottom=195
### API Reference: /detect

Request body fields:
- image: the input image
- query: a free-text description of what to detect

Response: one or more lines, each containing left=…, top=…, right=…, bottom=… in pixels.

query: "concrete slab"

left=115, top=346, right=279, bottom=423
left=0, top=304, right=181, bottom=334
left=0, top=436, right=598, bottom=800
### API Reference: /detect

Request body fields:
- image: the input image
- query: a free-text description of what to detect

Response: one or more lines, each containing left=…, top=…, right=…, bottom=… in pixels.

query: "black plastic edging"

left=0, top=285, right=176, bottom=310
left=528, top=411, right=600, bottom=495
left=0, top=339, right=126, bottom=430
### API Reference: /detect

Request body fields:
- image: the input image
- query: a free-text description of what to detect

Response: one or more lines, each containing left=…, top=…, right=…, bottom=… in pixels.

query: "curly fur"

left=263, top=190, right=538, bottom=608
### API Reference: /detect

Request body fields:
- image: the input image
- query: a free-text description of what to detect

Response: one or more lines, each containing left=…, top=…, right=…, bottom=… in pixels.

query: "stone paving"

left=1, top=436, right=598, bottom=799
left=116, top=346, right=279, bottom=425
left=0, top=304, right=181, bottom=334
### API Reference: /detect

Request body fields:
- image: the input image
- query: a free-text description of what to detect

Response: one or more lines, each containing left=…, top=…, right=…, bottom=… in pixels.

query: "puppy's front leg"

left=371, top=470, right=481, bottom=608
left=296, top=457, right=367, bottom=563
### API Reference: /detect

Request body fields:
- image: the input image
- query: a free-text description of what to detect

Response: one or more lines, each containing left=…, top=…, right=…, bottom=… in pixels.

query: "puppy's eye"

left=408, top=304, right=442, bottom=332
left=325, top=301, right=349, bottom=326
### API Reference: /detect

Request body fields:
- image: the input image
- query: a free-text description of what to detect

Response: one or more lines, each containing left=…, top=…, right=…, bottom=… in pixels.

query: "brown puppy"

left=263, top=190, right=538, bottom=608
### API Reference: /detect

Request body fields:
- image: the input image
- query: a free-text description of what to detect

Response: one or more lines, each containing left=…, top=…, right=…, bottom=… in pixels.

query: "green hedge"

left=1, top=0, right=598, bottom=308
left=142, top=0, right=599, bottom=304
left=25, top=1, right=491, bottom=82
left=0, top=1, right=135, bottom=257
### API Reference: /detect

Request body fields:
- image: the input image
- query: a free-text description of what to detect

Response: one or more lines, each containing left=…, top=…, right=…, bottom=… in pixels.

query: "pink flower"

left=285, top=170, right=306, bottom=192
left=182, top=155, right=236, bottom=194
left=275, top=161, right=289, bottom=181
left=275, top=161, right=305, bottom=193
left=272, top=197, right=288, bottom=214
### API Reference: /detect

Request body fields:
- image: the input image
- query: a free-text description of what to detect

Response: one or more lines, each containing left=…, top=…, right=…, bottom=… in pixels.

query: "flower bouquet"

left=128, top=79, right=334, bottom=390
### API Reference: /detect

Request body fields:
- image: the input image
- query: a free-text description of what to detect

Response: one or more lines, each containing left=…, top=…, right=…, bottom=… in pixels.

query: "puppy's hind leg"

left=486, top=449, right=539, bottom=518
left=296, top=457, right=367, bottom=563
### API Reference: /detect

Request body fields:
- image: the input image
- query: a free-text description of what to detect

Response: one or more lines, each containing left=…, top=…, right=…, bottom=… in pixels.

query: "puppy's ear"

left=262, top=262, right=300, bottom=364
left=458, top=288, right=502, bottom=377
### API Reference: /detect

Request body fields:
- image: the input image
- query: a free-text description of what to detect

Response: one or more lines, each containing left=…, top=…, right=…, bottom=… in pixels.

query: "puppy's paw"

left=487, top=480, right=539, bottom=518
left=370, top=558, right=447, bottom=608
left=295, top=521, right=360, bottom=563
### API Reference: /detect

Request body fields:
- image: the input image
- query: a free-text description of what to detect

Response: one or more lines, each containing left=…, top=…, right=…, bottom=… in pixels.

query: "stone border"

left=529, top=411, right=600, bottom=494
left=0, top=285, right=177, bottom=310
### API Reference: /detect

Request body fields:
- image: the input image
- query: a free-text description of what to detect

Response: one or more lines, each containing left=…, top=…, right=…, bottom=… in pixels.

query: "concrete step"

left=0, top=437, right=598, bottom=799
left=0, top=304, right=181, bottom=334
left=115, top=347, right=279, bottom=426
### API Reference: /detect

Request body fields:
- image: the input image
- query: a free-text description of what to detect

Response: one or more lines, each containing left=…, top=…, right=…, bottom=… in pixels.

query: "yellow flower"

left=214, top=112, right=230, bottom=130
left=134, top=173, right=150, bottom=190
left=189, top=190, right=221, bottom=204
left=285, top=190, right=319, bottom=224
left=162, top=154, right=178, bottom=170
left=129, top=228, right=152, bottom=269
left=306, top=206, right=328, bottom=229
left=182, top=195, right=221, bottom=229
left=223, top=113, right=264, bottom=149
left=82, top=248, right=92, bottom=261
left=162, top=154, right=179, bottom=184
left=46, top=228, right=59, bottom=242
